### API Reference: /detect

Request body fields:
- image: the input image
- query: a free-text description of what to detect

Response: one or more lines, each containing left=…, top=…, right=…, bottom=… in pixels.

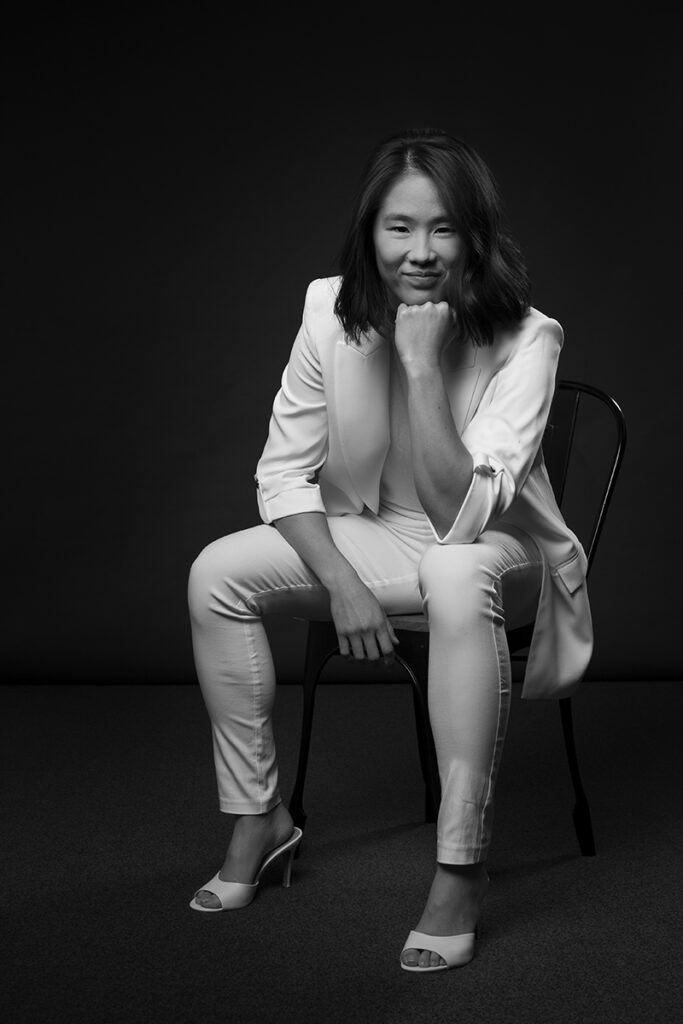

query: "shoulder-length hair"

left=334, top=128, right=531, bottom=346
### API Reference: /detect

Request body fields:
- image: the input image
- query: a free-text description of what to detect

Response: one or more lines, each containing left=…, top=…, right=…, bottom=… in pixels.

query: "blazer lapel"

left=442, top=338, right=481, bottom=434
left=334, top=330, right=390, bottom=510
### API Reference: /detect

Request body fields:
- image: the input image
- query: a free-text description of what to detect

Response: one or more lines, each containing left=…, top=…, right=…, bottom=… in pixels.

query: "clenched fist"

left=394, top=301, right=456, bottom=372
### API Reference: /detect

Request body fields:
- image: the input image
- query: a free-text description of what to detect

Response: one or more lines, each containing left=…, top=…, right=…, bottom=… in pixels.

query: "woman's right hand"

left=328, top=574, right=399, bottom=664
left=272, top=512, right=400, bottom=664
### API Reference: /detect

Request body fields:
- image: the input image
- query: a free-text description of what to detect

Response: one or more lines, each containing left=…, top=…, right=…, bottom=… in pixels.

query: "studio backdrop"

left=4, top=10, right=680, bottom=683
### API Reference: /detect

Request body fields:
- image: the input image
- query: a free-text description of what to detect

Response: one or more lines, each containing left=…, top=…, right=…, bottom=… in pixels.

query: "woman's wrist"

left=318, top=557, right=360, bottom=593
left=401, top=361, right=442, bottom=383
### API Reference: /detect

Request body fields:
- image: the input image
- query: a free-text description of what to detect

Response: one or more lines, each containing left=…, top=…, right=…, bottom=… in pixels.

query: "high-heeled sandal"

left=189, top=826, right=303, bottom=912
left=400, top=927, right=477, bottom=973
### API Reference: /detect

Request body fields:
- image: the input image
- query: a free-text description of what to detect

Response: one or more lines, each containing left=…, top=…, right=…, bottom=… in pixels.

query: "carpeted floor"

left=2, top=679, right=682, bottom=1024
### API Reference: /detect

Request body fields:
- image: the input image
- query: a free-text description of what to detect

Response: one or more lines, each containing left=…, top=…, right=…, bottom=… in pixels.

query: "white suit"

left=189, top=275, right=595, bottom=860
left=255, top=277, right=593, bottom=698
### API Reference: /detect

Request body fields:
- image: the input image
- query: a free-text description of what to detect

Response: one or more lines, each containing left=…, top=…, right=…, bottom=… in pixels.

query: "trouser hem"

left=218, top=795, right=282, bottom=814
left=436, top=845, right=488, bottom=865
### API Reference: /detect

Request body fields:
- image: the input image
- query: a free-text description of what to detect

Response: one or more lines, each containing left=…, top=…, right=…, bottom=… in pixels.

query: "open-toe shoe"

left=189, top=826, right=303, bottom=912
left=400, top=928, right=477, bottom=973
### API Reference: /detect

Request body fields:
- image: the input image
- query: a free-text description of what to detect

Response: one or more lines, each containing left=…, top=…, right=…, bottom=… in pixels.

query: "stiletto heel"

left=190, top=826, right=303, bottom=912
left=282, top=845, right=297, bottom=888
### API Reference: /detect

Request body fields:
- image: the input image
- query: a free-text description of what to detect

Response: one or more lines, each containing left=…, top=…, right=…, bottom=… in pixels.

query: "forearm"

left=272, top=511, right=359, bottom=592
left=404, top=367, right=474, bottom=537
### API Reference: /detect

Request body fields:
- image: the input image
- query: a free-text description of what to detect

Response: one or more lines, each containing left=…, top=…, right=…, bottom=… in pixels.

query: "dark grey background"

left=4, top=9, right=681, bottom=683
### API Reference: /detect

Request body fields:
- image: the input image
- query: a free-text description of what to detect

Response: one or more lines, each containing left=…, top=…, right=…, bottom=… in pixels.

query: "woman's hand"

left=273, top=512, right=399, bottom=664
left=328, top=574, right=399, bottom=664
left=394, top=301, right=455, bottom=372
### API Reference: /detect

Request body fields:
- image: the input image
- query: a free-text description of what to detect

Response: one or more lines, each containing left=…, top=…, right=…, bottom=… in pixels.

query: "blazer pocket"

left=551, top=551, right=586, bottom=595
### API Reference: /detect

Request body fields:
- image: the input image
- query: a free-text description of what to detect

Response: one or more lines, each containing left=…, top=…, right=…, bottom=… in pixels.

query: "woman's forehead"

left=379, top=172, right=450, bottom=218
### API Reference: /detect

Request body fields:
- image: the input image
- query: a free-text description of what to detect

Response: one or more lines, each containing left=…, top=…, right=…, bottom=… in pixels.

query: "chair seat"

left=389, top=613, right=535, bottom=654
left=388, top=613, right=429, bottom=632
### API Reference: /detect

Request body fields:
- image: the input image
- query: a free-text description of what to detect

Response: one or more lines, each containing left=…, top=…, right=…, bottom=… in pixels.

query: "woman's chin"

left=399, top=286, right=444, bottom=305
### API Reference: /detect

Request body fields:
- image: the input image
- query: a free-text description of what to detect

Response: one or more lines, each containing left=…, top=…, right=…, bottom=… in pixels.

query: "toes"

left=403, top=947, right=446, bottom=969
left=194, top=889, right=220, bottom=909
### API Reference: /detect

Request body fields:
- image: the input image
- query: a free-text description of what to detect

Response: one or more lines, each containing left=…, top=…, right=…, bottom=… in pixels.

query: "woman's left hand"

left=394, top=301, right=455, bottom=372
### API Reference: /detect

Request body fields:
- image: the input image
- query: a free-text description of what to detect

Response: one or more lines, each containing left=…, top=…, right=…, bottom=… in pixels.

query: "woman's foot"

left=192, top=802, right=296, bottom=910
left=401, top=862, right=489, bottom=969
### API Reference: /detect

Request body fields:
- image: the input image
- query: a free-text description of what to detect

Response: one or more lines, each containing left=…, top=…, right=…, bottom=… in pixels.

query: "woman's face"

left=373, top=171, right=465, bottom=310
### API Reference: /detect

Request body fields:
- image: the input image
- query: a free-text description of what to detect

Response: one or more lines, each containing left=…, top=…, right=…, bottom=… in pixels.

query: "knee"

left=187, top=532, right=249, bottom=623
left=419, top=542, right=489, bottom=591
left=418, top=543, right=497, bottom=628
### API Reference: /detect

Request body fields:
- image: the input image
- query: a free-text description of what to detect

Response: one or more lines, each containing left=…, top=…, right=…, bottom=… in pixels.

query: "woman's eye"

left=435, top=226, right=456, bottom=234
left=388, top=225, right=409, bottom=233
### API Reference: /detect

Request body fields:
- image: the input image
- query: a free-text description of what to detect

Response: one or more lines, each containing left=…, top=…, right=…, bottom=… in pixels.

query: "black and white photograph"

left=3, top=6, right=682, bottom=1023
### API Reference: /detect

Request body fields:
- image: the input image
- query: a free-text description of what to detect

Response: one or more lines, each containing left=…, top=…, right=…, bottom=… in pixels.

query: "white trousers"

left=188, top=509, right=543, bottom=864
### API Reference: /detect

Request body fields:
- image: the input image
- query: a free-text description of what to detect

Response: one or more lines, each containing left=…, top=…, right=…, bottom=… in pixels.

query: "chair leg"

left=395, top=632, right=441, bottom=823
left=559, top=697, right=596, bottom=856
left=288, top=673, right=316, bottom=836
left=288, top=621, right=338, bottom=849
left=410, top=683, right=440, bottom=823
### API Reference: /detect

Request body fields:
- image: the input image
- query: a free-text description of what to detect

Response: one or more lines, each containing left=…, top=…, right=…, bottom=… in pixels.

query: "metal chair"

left=289, top=381, right=627, bottom=856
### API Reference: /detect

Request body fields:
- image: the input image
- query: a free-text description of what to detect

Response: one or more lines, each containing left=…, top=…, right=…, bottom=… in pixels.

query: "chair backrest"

left=542, top=381, right=626, bottom=573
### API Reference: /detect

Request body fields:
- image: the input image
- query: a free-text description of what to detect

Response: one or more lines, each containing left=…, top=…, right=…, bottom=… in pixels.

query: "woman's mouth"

left=404, top=272, right=441, bottom=287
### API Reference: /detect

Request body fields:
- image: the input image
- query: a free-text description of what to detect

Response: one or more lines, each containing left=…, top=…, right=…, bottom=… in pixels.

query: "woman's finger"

left=337, top=633, right=351, bottom=658
left=349, top=634, right=366, bottom=661
left=376, top=626, right=397, bottom=665
left=362, top=633, right=381, bottom=662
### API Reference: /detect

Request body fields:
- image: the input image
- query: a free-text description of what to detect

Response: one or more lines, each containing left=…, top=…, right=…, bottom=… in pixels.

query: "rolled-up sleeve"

left=254, top=281, right=330, bottom=523
left=432, top=319, right=563, bottom=545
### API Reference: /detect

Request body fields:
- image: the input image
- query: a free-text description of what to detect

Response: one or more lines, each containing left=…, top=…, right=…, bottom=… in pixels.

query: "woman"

left=187, top=128, right=592, bottom=973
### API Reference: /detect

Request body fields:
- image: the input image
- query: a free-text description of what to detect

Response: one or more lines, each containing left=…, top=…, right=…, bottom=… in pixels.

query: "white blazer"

left=255, top=277, right=593, bottom=699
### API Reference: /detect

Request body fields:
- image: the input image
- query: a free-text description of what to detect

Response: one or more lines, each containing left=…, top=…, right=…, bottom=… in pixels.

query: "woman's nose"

left=407, top=233, right=434, bottom=263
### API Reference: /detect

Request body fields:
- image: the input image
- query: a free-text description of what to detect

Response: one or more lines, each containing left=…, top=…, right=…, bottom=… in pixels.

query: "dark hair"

left=334, top=128, right=531, bottom=346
